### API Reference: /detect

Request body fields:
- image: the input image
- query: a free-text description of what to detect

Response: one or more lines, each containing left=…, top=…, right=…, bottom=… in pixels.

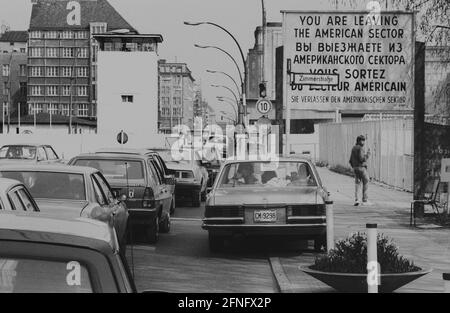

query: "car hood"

left=210, top=187, right=323, bottom=206
left=35, top=199, right=89, bottom=219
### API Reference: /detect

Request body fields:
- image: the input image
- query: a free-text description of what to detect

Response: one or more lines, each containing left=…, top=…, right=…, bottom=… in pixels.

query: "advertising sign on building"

left=282, top=11, right=415, bottom=111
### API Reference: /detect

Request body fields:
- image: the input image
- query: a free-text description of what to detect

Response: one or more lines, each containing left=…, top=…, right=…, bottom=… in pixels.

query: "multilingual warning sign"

left=282, top=11, right=415, bottom=111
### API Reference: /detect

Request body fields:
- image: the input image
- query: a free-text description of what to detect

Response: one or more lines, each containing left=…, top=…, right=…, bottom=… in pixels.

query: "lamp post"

left=211, top=84, right=239, bottom=108
left=220, top=110, right=236, bottom=125
left=206, top=69, right=241, bottom=98
left=186, top=21, right=247, bottom=125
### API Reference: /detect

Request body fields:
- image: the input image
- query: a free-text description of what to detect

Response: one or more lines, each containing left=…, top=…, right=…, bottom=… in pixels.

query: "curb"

left=269, top=257, right=295, bottom=293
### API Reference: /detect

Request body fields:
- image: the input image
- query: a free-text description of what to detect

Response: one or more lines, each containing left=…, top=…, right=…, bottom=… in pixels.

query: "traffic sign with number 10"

left=256, top=99, right=272, bottom=115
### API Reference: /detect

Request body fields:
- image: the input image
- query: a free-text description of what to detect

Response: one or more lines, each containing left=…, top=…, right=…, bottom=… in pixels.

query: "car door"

left=92, top=172, right=128, bottom=244
left=153, top=154, right=175, bottom=194
left=147, top=159, right=171, bottom=215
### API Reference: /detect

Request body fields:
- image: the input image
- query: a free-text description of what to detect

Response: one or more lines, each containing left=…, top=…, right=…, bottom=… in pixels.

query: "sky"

left=0, top=0, right=367, bottom=117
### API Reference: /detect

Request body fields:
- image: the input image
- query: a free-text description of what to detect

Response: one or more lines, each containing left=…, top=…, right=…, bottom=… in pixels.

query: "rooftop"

left=0, top=31, right=28, bottom=43
left=29, top=0, right=136, bottom=32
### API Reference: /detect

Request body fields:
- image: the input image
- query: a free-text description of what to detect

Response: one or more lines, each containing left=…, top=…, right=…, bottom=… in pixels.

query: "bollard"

left=325, top=200, right=334, bottom=252
left=367, top=223, right=379, bottom=293
left=443, top=273, right=450, bottom=293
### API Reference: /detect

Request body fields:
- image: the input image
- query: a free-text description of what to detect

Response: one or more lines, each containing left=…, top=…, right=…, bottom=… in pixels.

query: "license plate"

left=254, top=210, right=277, bottom=223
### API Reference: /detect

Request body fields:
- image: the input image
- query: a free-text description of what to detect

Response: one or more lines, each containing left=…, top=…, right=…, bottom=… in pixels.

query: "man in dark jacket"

left=349, top=135, right=371, bottom=206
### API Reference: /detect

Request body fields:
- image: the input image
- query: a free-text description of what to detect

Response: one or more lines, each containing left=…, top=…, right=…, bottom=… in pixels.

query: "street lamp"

left=185, top=21, right=247, bottom=125
left=211, top=84, right=239, bottom=107
left=207, top=69, right=241, bottom=98
left=217, top=96, right=237, bottom=120
left=195, top=44, right=243, bottom=89
left=220, top=110, right=236, bottom=124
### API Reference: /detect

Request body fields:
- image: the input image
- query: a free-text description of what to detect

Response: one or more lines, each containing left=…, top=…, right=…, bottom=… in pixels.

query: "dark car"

left=0, top=211, right=136, bottom=293
left=203, top=158, right=329, bottom=252
left=0, top=144, right=62, bottom=165
left=69, top=150, right=175, bottom=244
left=0, top=164, right=128, bottom=252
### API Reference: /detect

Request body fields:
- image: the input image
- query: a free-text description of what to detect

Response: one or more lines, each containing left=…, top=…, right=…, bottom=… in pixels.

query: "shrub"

left=311, top=233, right=421, bottom=274
left=329, top=164, right=355, bottom=177
left=315, top=160, right=328, bottom=167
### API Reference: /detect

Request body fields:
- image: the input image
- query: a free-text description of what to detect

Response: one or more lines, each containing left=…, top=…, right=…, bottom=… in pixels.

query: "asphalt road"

left=126, top=201, right=316, bottom=293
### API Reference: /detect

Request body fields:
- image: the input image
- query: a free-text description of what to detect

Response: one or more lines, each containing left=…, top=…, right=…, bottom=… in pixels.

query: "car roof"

left=0, top=178, right=22, bottom=190
left=73, top=152, right=149, bottom=161
left=1, top=143, right=50, bottom=147
left=221, top=156, right=313, bottom=165
left=95, top=148, right=156, bottom=156
left=0, top=163, right=97, bottom=174
left=0, top=211, right=118, bottom=253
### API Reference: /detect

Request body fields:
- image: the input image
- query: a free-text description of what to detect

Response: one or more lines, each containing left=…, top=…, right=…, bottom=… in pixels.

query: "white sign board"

left=256, top=99, right=273, bottom=115
left=282, top=11, right=414, bottom=111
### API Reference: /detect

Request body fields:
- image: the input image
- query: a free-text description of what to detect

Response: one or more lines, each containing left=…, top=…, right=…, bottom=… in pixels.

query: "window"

left=3, top=82, right=9, bottom=95
left=75, top=31, right=88, bottom=39
left=15, top=188, right=38, bottom=212
left=48, top=103, right=58, bottom=115
left=44, top=31, right=58, bottom=39
left=92, top=176, right=107, bottom=205
left=121, top=95, right=133, bottom=103
left=62, top=48, right=74, bottom=58
left=61, top=31, right=73, bottom=39
left=60, top=104, right=70, bottom=116
left=44, top=146, right=59, bottom=160
left=30, top=31, right=42, bottom=39
left=90, top=23, right=107, bottom=35
left=93, top=173, right=115, bottom=204
left=78, top=86, right=88, bottom=96
left=30, top=66, right=42, bottom=77
left=20, top=48, right=26, bottom=53
left=46, top=48, right=58, bottom=57
left=77, top=67, right=88, bottom=77
left=2, top=64, right=10, bottom=76
left=61, top=85, right=71, bottom=96
left=78, top=104, right=88, bottom=117
left=73, top=159, right=145, bottom=182
left=46, top=67, right=58, bottom=77
left=29, top=48, right=43, bottom=57
left=2, top=102, right=9, bottom=116
left=47, top=86, right=58, bottom=96
left=28, top=103, right=43, bottom=114
left=19, top=82, right=26, bottom=95
left=19, top=64, right=26, bottom=76
left=77, top=48, right=88, bottom=58
left=62, top=67, right=73, bottom=77
left=147, top=160, right=162, bottom=185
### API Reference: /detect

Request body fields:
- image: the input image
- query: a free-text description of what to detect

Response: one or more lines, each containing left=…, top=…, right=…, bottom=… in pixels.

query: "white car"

left=0, top=178, right=39, bottom=212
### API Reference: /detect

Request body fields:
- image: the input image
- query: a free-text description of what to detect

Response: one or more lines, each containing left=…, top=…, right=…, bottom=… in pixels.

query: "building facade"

left=158, top=60, right=195, bottom=133
left=27, top=0, right=136, bottom=132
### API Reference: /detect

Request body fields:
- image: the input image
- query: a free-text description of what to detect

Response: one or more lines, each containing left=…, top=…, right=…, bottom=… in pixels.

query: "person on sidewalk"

left=349, top=135, right=372, bottom=206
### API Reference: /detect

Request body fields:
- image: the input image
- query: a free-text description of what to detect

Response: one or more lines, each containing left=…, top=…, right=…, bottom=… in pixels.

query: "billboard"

left=282, top=11, right=415, bottom=112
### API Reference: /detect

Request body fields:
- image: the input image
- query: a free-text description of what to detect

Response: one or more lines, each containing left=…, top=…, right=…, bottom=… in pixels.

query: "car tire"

left=159, top=213, right=171, bottom=233
left=192, top=191, right=201, bottom=207
left=314, top=235, right=327, bottom=252
left=147, top=214, right=160, bottom=244
left=208, top=233, right=224, bottom=252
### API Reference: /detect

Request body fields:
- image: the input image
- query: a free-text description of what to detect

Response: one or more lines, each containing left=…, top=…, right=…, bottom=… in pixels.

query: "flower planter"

left=300, top=265, right=431, bottom=293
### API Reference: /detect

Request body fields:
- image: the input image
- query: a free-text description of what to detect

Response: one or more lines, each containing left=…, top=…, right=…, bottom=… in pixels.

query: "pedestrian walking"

left=349, top=135, right=372, bottom=206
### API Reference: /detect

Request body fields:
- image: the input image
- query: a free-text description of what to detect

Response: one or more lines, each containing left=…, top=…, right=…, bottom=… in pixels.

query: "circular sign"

left=256, top=99, right=272, bottom=115
left=117, top=131, right=128, bottom=145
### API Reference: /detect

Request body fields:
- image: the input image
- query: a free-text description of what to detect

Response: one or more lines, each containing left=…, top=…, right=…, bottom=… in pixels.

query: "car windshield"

left=0, top=258, right=92, bottom=293
left=0, top=171, right=86, bottom=200
left=73, top=159, right=145, bottom=181
left=0, top=146, right=36, bottom=160
left=218, top=161, right=317, bottom=188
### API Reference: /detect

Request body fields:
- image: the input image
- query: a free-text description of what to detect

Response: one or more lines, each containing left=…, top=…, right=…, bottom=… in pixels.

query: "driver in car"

left=232, top=163, right=258, bottom=185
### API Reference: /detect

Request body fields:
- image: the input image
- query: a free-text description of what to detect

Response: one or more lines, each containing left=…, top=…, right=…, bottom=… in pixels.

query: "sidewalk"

left=276, top=167, right=450, bottom=293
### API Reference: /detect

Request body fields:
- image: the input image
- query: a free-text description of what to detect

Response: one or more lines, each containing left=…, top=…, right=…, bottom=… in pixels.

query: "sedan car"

left=69, top=150, right=174, bottom=244
left=151, top=148, right=208, bottom=207
left=0, top=164, right=128, bottom=251
left=203, top=158, right=329, bottom=252
left=0, top=178, right=39, bottom=212
left=0, top=211, right=136, bottom=293
left=0, top=144, right=61, bottom=165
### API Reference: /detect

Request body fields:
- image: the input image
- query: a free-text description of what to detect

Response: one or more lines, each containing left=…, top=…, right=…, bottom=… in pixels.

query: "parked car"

left=203, top=158, right=329, bottom=252
left=0, top=144, right=62, bottom=165
left=0, top=178, right=39, bottom=212
left=69, top=150, right=174, bottom=244
left=0, top=164, right=128, bottom=251
left=151, top=148, right=208, bottom=207
left=0, top=211, right=136, bottom=293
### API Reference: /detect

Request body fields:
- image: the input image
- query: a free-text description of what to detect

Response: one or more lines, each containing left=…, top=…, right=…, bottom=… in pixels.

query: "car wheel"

left=314, top=235, right=327, bottom=252
left=147, top=214, right=160, bottom=244
left=208, top=233, right=224, bottom=252
left=192, top=191, right=201, bottom=207
left=159, top=213, right=171, bottom=233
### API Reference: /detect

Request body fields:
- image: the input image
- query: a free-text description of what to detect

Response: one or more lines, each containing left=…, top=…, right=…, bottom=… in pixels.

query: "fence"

left=319, top=119, right=414, bottom=192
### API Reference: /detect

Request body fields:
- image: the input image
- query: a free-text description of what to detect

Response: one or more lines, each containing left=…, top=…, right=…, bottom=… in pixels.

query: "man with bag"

left=349, top=135, right=372, bottom=206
